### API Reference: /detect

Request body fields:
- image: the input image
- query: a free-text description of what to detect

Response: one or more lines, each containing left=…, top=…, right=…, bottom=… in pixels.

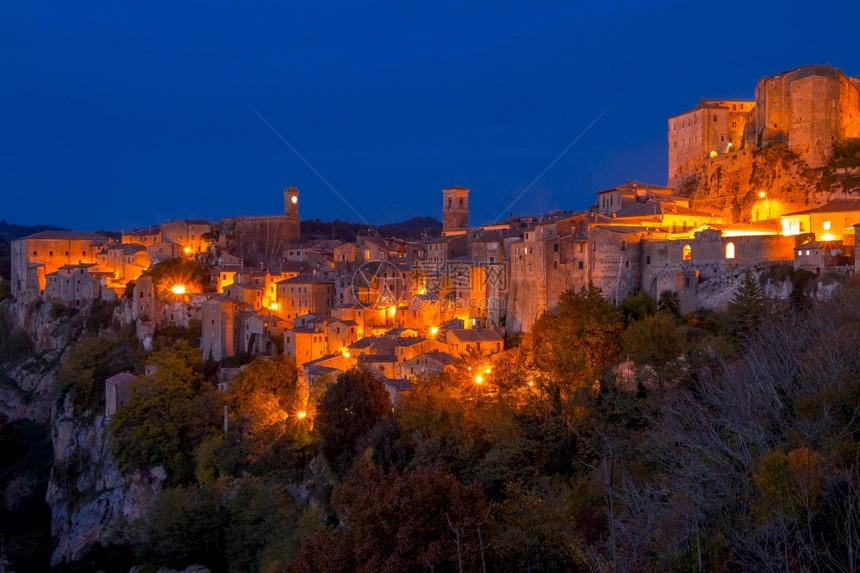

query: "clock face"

left=291, top=195, right=298, bottom=204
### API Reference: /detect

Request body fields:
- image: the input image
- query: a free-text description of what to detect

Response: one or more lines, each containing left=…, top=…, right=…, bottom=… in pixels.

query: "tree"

left=224, top=354, right=301, bottom=438
left=289, top=464, right=492, bottom=572
left=317, top=368, right=392, bottom=473
left=621, top=311, right=685, bottom=387
left=109, top=342, right=220, bottom=482
left=529, top=285, right=622, bottom=400
left=725, top=272, right=769, bottom=339
left=620, top=290, right=657, bottom=325
left=657, top=289, right=681, bottom=318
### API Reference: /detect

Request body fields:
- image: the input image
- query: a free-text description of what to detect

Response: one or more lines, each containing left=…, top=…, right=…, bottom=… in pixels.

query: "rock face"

left=670, top=146, right=860, bottom=222
left=47, top=394, right=166, bottom=567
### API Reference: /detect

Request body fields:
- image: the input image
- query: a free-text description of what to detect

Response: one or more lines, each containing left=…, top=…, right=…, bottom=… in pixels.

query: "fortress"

left=669, top=64, right=860, bottom=181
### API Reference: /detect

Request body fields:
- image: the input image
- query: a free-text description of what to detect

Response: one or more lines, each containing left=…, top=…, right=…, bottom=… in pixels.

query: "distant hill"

left=301, top=216, right=441, bottom=242
left=0, top=220, right=68, bottom=244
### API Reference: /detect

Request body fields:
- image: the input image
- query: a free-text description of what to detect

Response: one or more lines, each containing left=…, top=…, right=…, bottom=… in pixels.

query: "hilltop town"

left=7, top=62, right=860, bottom=402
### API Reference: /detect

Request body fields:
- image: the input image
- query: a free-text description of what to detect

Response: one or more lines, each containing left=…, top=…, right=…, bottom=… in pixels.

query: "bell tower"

left=284, top=186, right=299, bottom=220
left=442, top=185, right=469, bottom=235
left=283, top=185, right=300, bottom=242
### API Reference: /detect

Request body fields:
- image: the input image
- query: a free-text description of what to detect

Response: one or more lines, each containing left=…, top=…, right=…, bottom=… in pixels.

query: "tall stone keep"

left=442, top=185, right=469, bottom=235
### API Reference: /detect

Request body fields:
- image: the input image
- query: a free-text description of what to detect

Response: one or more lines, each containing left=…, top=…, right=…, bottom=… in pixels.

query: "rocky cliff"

left=670, top=145, right=860, bottom=222
left=47, top=394, right=165, bottom=567
left=1, top=296, right=164, bottom=569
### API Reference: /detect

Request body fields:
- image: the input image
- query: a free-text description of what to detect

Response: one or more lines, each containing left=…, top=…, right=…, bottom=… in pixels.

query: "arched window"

left=725, top=242, right=735, bottom=259
left=682, top=245, right=692, bottom=261
left=459, top=198, right=464, bottom=208
left=447, top=198, right=452, bottom=209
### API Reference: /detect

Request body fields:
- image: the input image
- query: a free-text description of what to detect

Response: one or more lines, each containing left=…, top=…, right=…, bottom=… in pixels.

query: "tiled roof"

left=783, top=199, right=860, bottom=216
left=24, top=230, right=109, bottom=241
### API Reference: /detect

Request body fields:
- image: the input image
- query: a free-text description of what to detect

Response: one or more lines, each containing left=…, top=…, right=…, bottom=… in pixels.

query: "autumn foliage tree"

left=288, top=463, right=493, bottom=573
left=529, top=285, right=622, bottom=400
left=317, top=367, right=392, bottom=474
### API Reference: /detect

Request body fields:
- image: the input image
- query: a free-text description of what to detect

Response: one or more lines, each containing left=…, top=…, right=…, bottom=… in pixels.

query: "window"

left=682, top=245, right=692, bottom=261
left=731, top=122, right=737, bottom=128
left=620, top=241, right=626, bottom=251
left=713, top=114, right=718, bottom=122
left=577, top=243, right=584, bottom=253
left=823, top=220, right=831, bottom=231
left=646, top=256, right=651, bottom=265
left=684, top=277, right=690, bottom=287
left=578, top=261, right=584, bottom=270
left=553, top=243, right=558, bottom=252
left=725, top=242, right=735, bottom=259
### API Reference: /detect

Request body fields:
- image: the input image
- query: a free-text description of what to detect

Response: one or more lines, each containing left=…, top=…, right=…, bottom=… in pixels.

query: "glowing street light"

left=269, top=303, right=279, bottom=311
left=183, top=246, right=192, bottom=254
left=171, top=284, right=186, bottom=295
left=474, top=375, right=484, bottom=384
left=429, top=326, right=439, bottom=336
left=296, top=410, right=307, bottom=419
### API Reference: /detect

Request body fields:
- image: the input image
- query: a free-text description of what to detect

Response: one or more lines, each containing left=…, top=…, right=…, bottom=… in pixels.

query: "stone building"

left=275, top=274, right=335, bottom=323
left=11, top=230, right=110, bottom=302
left=201, top=295, right=243, bottom=361
left=160, top=219, right=213, bottom=255
left=669, top=64, right=860, bottom=179
left=754, top=64, right=860, bottom=167
left=780, top=198, right=860, bottom=241
left=105, top=372, right=136, bottom=418
left=641, top=229, right=796, bottom=312
left=668, top=99, right=754, bottom=179
left=223, top=186, right=302, bottom=267
left=44, top=264, right=107, bottom=307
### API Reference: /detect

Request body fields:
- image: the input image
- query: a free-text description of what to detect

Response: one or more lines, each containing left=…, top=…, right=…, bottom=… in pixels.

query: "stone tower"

left=442, top=185, right=469, bottom=234
left=284, top=186, right=299, bottom=220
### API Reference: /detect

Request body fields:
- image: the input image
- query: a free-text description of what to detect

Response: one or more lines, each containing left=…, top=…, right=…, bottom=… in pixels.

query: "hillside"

left=301, top=216, right=441, bottom=242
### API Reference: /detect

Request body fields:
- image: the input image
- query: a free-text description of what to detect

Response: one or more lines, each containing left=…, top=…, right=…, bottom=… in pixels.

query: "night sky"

left=3, top=1, right=859, bottom=231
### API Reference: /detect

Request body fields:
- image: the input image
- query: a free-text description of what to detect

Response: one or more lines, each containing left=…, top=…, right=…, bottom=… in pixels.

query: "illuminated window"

left=725, top=242, right=735, bottom=259
left=682, top=245, right=692, bottom=260
left=823, top=221, right=831, bottom=231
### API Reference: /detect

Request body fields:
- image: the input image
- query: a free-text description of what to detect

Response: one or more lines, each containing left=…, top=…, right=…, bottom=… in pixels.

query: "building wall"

left=201, top=299, right=240, bottom=361
left=44, top=267, right=102, bottom=307
left=11, top=236, right=108, bottom=301
left=755, top=65, right=860, bottom=167
left=668, top=101, right=753, bottom=179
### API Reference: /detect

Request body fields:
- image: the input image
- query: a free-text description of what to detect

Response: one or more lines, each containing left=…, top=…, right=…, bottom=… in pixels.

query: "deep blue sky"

left=2, top=1, right=859, bottom=231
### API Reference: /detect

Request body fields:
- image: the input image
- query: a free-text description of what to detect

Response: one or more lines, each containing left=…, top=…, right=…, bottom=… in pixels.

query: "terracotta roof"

left=782, top=199, right=860, bottom=216
left=23, top=230, right=109, bottom=241
left=106, top=372, right=137, bottom=386
left=447, top=328, right=503, bottom=342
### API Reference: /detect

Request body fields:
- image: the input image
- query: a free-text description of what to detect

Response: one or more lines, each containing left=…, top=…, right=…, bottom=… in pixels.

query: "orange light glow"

left=474, top=375, right=484, bottom=384
left=183, top=246, right=192, bottom=254
left=429, top=326, right=439, bottom=336
left=759, top=191, right=766, bottom=199
left=820, top=232, right=836, bottom=241
left=171, top=284, right=186, bottom=295
left=269, top=303, right=279, bottom=311
left=484, top=367, right=491, bottom=375
left=291, top=195, right=298, bottom=204
left=296, top=410, right=307, bottom=419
